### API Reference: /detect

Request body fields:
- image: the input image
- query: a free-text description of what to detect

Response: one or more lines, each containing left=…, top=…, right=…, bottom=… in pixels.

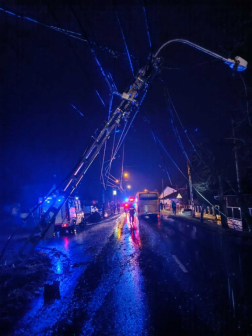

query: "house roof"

left=161, top=191, right=184, bottom=200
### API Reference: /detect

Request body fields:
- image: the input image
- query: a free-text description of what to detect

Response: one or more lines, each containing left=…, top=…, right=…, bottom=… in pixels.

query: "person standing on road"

left=172, top=201, right=177, bottom=215
left=129, top=203, right=135, bottom=227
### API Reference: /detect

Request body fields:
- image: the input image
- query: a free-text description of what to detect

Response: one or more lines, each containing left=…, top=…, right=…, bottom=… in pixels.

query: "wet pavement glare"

left=12, top=213, right=252, bottom=335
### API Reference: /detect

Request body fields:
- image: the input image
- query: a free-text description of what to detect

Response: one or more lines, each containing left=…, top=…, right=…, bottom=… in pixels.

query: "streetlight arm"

left=155, top=39, right=247, bottom=71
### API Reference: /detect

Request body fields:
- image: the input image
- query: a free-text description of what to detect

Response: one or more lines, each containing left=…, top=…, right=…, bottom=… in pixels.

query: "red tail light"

left=62, top=224, right=68, bottom=227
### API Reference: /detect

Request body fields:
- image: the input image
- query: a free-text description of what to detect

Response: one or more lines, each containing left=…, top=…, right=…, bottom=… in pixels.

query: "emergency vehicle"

left=38, top=196, right=85, bottom=232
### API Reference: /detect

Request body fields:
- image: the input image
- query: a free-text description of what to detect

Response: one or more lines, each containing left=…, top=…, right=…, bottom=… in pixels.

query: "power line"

left=115, top=9, right=134, bottom=76
left=161, top=80, right=191, bottom=164
left=96, top=90, right=105, bottom=106
left=112, top=89, right=148, bottom=159
left=142, top=6, right=152, bottom=50
left=150, top=129, right=173, bottom=185
left=0, top=6, right=125, bottom=59
left=69, top=5, right=113, bottom=92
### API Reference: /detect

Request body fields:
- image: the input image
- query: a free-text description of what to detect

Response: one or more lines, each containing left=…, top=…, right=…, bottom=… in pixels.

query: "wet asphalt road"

left=14, top=213, right=252, bottom=335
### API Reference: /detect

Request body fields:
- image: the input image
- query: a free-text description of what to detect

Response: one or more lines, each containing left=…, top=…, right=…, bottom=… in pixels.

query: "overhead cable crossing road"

left=16, top=56, right=163, bottom=266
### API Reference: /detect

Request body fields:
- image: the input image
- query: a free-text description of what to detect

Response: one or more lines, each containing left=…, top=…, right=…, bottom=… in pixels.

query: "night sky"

left=1, top=1, right=252, bottom=211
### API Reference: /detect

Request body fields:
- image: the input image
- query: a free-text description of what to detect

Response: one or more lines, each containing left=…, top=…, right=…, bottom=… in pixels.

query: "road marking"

left=172, top=255, right=188, bottom=273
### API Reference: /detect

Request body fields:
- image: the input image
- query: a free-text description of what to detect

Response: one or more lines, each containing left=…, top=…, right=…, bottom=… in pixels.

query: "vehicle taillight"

left=124, top=203, right=129, bottom=207
left=62, top=223, right=68, bottom=227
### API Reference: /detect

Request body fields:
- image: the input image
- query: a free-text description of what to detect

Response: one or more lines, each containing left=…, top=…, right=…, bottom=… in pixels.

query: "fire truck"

left=38, top=195, right=85, bottom=232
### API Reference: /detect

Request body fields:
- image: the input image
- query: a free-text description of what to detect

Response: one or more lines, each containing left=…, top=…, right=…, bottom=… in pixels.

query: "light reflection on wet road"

left=14, top=213, right=252, bottom=335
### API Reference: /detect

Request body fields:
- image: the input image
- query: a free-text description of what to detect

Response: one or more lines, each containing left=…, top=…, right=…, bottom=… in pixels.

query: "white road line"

left=172, top=255, right=188, bottom=273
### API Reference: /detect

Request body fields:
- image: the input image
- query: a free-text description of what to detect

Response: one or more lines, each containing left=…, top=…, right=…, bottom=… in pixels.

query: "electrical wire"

left=69, top=5, right=113, bottom=93
left=112, top=89, right=148, bottom=159
left=120, top=143, right=125, bottom=189
left=100, top=140, right=107, bottom=189
left=115, top=9, right=134, bottom=76
left=161, top=82, right=191, bottom=164
left=162, top=59, right=220, bottom=70
left=150, top=129, right=173, bottom=185
left=108, top=73, right=118, bottom=92
left=239, top=73, right=251, bottom=126
left=44, top=2, right=111, bottom=109
left=0, top=7, right=125, bottom=59
left=143, top=5, right=152, bottom=50
left=105, top=125, right=118, bottom=187
left=103, top=89, right=148, bottom=188
left=96, top=90, right=105, bottom=106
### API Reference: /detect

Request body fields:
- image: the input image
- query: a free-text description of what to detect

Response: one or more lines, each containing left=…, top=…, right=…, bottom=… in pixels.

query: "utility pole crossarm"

left=155, top=39, right=247, bottom=71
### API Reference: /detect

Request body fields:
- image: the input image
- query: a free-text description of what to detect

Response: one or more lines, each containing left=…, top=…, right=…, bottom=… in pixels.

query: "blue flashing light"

left=184, top=129, right=187, bottom=133
left=125, top=198, right=129, bottom=202
left=195, top=128, right=198, bottom=132
left=58, top=199, right=61, bottom=202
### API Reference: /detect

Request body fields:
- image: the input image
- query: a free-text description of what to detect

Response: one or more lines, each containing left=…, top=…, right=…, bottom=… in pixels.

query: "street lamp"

left=155, top=39, right=248, bottom=71
left=123, top=172, right=129, bottom=178
left=115, top=179, right=119, bottom=183
left=126, top=185, right=131, bottom=189
left=144, top=189, right=148, bottom=192
left=154, top=39, right=247, bottom=220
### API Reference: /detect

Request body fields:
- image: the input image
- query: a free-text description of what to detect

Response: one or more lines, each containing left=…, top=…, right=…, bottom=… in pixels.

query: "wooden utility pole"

left=187, top=162, right=194, bottom=216
left=232, top=119, right=249, bottom=231
left=218, top=175, right=228, bottom=228
left=232, top=119, right=242, bottom=194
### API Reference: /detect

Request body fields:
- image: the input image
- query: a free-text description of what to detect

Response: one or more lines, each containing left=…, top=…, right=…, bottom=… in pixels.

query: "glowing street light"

left=155, top=39, right=248, bottom=71
left=123, top=172, right=129, bottom=178
left=115, top=179, right=119, bottom=183
left=144, top=189, right=148, bottom=192
left=126, top=185, right=131, bottom=189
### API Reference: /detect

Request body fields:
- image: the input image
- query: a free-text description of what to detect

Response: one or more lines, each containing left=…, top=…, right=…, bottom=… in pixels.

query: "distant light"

left=176, top=193, right=182, bottom=199
left=75, top=196, right=79, bottom=200
left=129, top=197, right=134, bottom=202
left=113, top=190, right=117, bottom=195
left=125, top=198, right=129, bottom=202
left=126, top=185, right=131, bottom=189
left=123, top=172, right=129, bottom=178
left=184, top=130, right=187, bottom=133
left=47, top=201, right=50, bottom=203
left=195, top=128, right=198, bottom=132
left=144, top=189, right=148, bottom=192
left=58, top=199, right=61, bottom=202
left=124, top=203, right=129, bottom=207
left=115, top=179, right=119, bottom=183
left=62, top=223, right=68, bottom=227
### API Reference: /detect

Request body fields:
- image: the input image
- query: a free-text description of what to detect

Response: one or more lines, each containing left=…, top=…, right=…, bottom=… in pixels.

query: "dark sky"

left=1, top=1, right=252, bottom=210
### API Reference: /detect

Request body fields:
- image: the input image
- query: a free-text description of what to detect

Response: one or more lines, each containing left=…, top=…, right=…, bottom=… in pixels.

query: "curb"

left=161, top=212, right=252, bottom=239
